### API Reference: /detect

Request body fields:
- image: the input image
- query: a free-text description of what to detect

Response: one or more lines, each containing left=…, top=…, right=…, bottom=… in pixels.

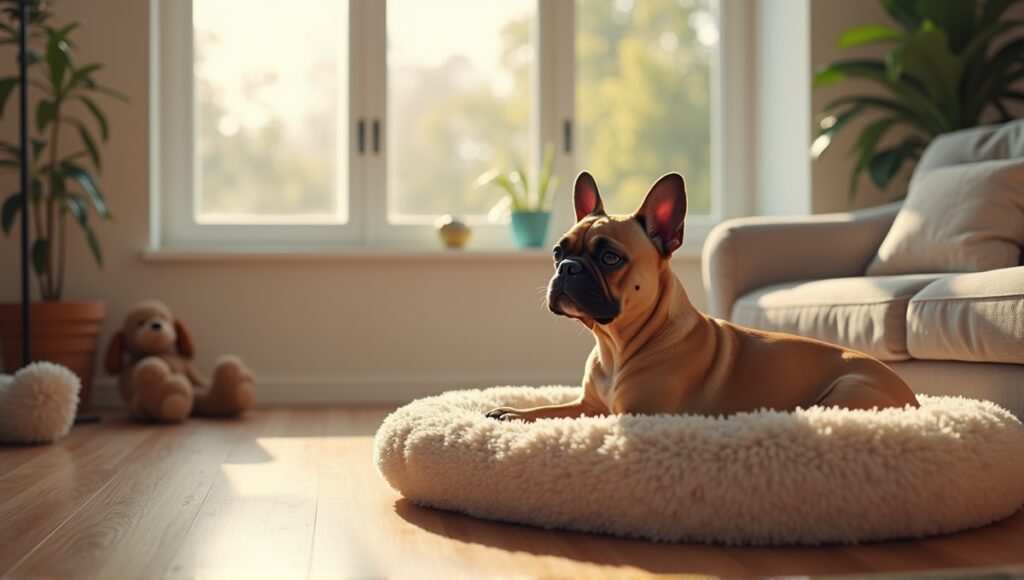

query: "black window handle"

left=563, top=119, right=572, bottom=154
left=372, top=119, right=381, bottom=154
left=357, top=119, right=365, bottom=154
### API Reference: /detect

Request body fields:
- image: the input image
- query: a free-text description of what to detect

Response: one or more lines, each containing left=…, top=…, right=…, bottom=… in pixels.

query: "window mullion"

left=539, top=0, right=575, bottom=242
left=357, top=0, right=387, bottom=245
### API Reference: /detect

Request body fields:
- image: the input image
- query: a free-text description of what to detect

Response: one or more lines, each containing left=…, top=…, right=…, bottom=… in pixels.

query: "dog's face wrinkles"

left=546, top=172, right=687, bottom=329
left=547, top=212, right=665, bottom=328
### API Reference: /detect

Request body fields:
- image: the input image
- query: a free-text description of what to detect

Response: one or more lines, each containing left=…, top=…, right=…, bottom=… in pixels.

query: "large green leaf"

left=813, top=59, right=889, bottom=87
left=960, top=20, right=1024, bottom=66
left=889, top=22, right=964, bottom=125
left=82, top=224, right=103, bottom=267
left=837, top=24, right=904, bottom=49
left=980, top=0, right=1023, bottom=27
left=78, top=95, right=108, bottom=140
left=66, top=63, right=102, bottom=92
left=881, top=0, right=924, bottom=30
left=815, top=60, right=950, bottom=132
left=0, top=76, right=17, bottom=117
left=68, top=119, right=101, bottom=170
left=821, top=95, right=942, bottom=135
left=45, top=23, right=77, bottom=92
left=811, top=105, right=865, bottom=158
left=31, top=237, right=48, bottom=275
left=92, top=85, right=128, bottom=102
left=964, top=36, right=1024, bottom=121
left=35, top=99, right=55, bottom=132
left=1, top=191, right=20, bottom=234
left=869, top=138, right=924, bottom=189
left=62, top=164, right=108, bottom=217
left=918, top=0, right=976, bottom=52
left=847, top=117, right=898, bottom=198
left=64, top=195, right=87, bottom=224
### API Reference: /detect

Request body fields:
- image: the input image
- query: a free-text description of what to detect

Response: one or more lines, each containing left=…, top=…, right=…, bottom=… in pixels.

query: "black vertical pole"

left=19, top=0, right=31, bottom=366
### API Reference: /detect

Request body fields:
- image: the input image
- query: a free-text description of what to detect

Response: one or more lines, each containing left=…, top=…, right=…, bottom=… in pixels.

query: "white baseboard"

left=90, top=372, right=581, bottom=408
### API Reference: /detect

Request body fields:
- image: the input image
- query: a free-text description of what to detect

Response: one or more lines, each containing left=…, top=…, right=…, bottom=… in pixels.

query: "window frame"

left=150, top=0, right=750, bottom=253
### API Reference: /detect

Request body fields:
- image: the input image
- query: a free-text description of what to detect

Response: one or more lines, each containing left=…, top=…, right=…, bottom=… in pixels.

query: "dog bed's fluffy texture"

left=374, top=386, right=1024, bottom=546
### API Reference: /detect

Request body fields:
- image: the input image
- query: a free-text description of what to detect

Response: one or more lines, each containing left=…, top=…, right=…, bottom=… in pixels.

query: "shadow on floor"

left=392, top=498, right=1024, bottom=577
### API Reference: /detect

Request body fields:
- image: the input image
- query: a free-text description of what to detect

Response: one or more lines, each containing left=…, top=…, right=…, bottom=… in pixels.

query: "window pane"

left=577, top=0, right=716, bottom=216
left=387, top=0, right=535, bottom=224
left=194, top=0, right=348, bottom=224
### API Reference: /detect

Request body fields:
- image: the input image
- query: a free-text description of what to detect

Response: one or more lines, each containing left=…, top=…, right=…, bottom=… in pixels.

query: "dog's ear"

left=174, top=320, right=196, bottom=359
left=573, top=171, right=605, bottom=222
left=104, top=331, right=125, bottom=374
left=635, top=173, right=687, bottom=257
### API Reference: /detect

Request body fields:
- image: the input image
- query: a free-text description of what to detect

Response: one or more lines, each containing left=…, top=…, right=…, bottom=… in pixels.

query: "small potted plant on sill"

left=0, top=0, right=124, bottom=410
left=477, top=143, right=559, bottom=249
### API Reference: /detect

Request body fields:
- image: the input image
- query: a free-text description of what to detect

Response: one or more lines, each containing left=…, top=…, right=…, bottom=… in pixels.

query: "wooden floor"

left=1, top=407, right=1022, bottom=579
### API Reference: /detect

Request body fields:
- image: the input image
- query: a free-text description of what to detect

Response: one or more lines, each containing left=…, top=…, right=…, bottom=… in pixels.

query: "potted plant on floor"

left=812, top=0, right=1024, bottom=198
left=477, top=143, right=559, bottom=248
left=0, top=0, right=124, bottom=409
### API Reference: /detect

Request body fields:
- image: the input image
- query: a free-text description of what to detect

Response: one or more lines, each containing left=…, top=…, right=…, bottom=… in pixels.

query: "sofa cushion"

left=907, top=267, right=1024, bottom=364
left=731, top=274, right=945, bottom=361
left=912, top=119, right=1024, bottom=184
left=866, top=159, right=1024, bottom=276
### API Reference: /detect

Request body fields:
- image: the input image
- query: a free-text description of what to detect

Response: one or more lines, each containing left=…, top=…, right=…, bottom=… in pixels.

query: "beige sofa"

left=703, top=125, right=1024, bottom=418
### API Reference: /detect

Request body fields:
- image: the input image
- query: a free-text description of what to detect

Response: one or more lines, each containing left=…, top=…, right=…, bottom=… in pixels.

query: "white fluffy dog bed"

left=374, top=386, right=1024, bottom=546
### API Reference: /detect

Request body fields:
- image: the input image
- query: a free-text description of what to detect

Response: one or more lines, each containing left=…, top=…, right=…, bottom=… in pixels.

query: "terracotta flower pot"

left=0, top=301, right=106, bottom=412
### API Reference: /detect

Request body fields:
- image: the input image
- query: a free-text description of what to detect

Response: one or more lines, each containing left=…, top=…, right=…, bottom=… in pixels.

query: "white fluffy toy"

left=0, top=362, right=81, bottom=444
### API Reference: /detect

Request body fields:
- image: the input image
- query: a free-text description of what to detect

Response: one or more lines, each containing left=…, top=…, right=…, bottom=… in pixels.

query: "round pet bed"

left=374, top=386, right=1024, bottom=546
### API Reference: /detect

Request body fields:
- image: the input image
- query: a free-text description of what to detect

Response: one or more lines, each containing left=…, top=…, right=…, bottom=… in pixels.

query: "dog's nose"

left=150, top=321, right=162, bottom=330
left=557, top=259, right=584, bottom=276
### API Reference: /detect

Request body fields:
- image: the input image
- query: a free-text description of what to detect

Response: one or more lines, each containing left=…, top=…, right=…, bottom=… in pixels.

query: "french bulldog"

left=487, top=172, right=919, bottom=421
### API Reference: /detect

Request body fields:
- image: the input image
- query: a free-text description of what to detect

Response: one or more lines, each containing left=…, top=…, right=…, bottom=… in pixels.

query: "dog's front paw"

left=485, top=407, right=525, bottom=422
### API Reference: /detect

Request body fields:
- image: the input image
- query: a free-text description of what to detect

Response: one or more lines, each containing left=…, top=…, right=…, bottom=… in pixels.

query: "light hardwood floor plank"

left=165, top=408, right=330, bottom=578
left=6, top=415, right=263, bottom=579
left=2, top=406, right=1022, bottom=578
left=0, top=423, right=153, bottom=573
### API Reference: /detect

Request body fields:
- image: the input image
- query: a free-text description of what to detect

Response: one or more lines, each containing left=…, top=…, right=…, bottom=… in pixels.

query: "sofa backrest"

left=911, top=119, right=1024, bottom=187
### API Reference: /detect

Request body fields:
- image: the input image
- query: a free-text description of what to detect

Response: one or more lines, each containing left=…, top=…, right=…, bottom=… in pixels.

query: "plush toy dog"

left=104, top=300, right=255, bottom=422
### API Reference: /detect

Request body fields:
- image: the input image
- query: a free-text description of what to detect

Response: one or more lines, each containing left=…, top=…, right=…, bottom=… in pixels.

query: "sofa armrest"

left=701, top=201, right=902, bottom=319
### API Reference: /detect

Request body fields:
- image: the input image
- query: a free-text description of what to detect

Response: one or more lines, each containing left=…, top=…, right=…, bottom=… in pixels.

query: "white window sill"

left=140, top=246, right=703, bottom=264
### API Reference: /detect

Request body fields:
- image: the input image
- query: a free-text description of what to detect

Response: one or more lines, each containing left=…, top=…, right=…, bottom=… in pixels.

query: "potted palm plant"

left=477, top=143, right=560, bottom=248
left=812, top=0, right=1024, bottom=198
left=0, top=0, right=123, bottom=409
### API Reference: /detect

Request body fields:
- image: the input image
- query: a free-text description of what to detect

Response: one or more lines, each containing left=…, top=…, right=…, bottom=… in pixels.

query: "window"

left=194, top=0, right=349, bottom=225
left=576, top=0, right=715, bottom=216
left=153, top=0, right=741, bottom=251
left=387, top=0, right=535, bottom=225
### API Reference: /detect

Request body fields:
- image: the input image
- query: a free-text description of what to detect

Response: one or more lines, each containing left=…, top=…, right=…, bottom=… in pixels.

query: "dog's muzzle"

left=547, top=258, right=619, bottom=325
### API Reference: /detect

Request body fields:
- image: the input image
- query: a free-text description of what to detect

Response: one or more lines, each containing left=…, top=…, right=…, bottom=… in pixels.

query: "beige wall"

left=3, top=1, right=1012, bottom=402
left=0, top=0, right=704, bottom=403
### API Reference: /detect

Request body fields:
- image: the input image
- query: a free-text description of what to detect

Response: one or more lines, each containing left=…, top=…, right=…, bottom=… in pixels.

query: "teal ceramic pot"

left=510, top=211, right=551, bottom=248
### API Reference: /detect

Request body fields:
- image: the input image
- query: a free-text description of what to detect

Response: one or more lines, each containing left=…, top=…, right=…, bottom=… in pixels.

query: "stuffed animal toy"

left=104, top=300, right=255, bottom=423
left=0, top=362, right=80, bottom=444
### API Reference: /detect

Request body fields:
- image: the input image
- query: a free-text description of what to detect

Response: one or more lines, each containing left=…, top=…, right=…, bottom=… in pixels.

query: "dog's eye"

left=552, top=246, right=563, bottom=261
left=602, top=251, right=622, bottom=266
